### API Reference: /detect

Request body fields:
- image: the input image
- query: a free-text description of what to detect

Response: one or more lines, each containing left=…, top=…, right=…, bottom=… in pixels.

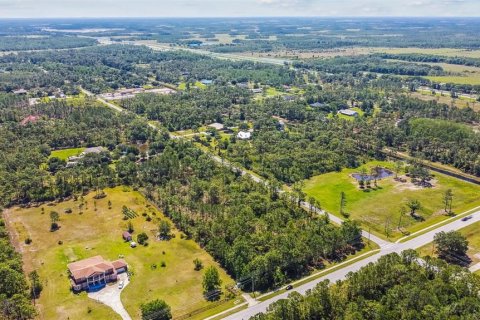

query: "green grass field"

left=4, top=187, right=235, bottom=320
left=426, top=76, right=480, bottom=85
left=49, top=147, right=85, bottom=160
left=303, top=161, right=480, bottom=241
left=417, top=221, right=480, bottom=266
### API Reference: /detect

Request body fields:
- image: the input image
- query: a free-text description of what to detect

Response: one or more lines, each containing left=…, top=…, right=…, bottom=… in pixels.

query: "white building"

left=237, top=131, right=252, bottom=140
left=339, top=109, right=359, bottom=117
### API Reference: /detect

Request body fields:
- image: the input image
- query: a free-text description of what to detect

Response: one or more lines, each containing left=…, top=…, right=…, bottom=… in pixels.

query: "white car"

left=118, top=281, right=124, bottom=289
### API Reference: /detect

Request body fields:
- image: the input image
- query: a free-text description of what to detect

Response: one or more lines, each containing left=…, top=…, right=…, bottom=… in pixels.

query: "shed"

left=122, top=231, right=132, bottom=241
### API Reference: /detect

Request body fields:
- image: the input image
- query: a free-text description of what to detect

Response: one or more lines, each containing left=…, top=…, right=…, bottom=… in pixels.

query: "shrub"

left=137, top=232, right=149, bottom=245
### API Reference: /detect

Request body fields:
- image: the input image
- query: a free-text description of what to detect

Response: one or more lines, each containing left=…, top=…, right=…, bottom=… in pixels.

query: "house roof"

left=112, top=259, right=127, bottom=269
left=82, top=146, right=106, bottom=154
left=339, top=109, right=359, bottom=116
left=68, top=256, right=126, bottom=281
left=208, top=123, right=224, bottom=130
left=123, top=231, right=132, bottom=238
left=237, top=131, right=252, bottom=139
left=310, top=102, right=326, bottom=107
left=20, top=115, right=40, bottom=126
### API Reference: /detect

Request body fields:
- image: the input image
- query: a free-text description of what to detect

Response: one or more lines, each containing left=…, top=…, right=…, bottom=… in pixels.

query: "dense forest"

left=0, top=45, right=299, bottom=94
left=141, top=142, right=363, bottom=290
left=252, top=251, right=480, bottom=320
left=0, top=36, right=97, bottom=51
left=119, top=86, right=252, bottom=130
left=0, top=218, right=36, bottom=320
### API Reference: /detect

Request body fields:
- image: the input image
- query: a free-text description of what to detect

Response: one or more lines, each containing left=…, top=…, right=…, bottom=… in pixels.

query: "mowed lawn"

left=417, top=221, right=480, bottom=266
left=3, top=187, right=235, bottom=320
left=303, top=161, right=480, bottom=241
left=49, top=147, right=85, bottom=160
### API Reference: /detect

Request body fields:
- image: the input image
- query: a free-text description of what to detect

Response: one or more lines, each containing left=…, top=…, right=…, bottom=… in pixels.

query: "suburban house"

left=208, top=122, right=224, bottom=130
left=122, top=231, right=132, bottom=241
left=13, top=88, right=28, bottom=95
left=310, top=102, right=327, bottom=108
left=339, top=109, right=359, bottom=117
left=20, top=115, right=40, bottom=126
left=68, top=256, right=127, bottom=292
left=66, top=146, right=107, bottom=167
left=237, top=131, right=252, bottom=140
left=81, top=146, right=107, bottom=156
left=200, top=79, right=214, bottom=85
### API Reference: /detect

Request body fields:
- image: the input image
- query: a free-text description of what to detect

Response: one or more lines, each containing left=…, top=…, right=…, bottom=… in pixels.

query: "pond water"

left=352, top=168, right=393, bottom=181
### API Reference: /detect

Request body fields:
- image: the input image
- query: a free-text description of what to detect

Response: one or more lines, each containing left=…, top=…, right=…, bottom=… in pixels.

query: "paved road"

left=223, top=211, right=480, bottom=320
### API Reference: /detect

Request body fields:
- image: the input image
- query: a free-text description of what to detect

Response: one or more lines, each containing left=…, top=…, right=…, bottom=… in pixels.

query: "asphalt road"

left=222, top=210, right=480, bottom=320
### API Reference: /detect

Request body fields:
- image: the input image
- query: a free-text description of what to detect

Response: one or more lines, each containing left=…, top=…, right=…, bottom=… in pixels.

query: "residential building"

left=68, top=256, right=127, bottom=292
left=339, top=109, right=359, bottom=117
left=237, top=131, right=252, bottom=140
left=208, top=122, right=224, bottom=130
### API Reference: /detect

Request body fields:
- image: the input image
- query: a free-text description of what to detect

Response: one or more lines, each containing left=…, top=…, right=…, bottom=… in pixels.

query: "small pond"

left=352, top=167, right=393, bottom=181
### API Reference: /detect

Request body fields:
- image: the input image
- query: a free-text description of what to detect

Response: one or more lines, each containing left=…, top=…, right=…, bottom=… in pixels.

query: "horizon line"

left=1, top=16, right=480, bottom=19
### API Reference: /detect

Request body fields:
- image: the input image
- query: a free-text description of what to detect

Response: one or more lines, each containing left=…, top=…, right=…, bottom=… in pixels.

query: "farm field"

left=3, top=187, right=235, bottom=320
left=49, top=147, right=85, bottom=160
left=417, top=221, right=480, bottom=266
left=303, top=161, right=480, bottom=241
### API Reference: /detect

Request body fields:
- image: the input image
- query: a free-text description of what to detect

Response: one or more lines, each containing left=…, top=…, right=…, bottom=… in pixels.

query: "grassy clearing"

left=303, top=161, right=480, bottom=241
left=417, top=221, right=480, bottom=265
left=410, top=91, right=480, bottom=111
left=426, top=75, right=480, bottom=85
left=370, top=47, right=480, bottom=58
left=49, top=147, right=85, bottom=160
left=4, top=187, right=235, bottom=320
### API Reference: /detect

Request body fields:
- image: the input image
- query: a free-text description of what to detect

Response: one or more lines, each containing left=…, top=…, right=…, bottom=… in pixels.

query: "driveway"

left=88, top=273, right=132, bottom=320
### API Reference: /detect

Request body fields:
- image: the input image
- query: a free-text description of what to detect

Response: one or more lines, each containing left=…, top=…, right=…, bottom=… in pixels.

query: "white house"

left=237, top=131, right=252, bottom=140
left=339, top=109, right=359, bottom=117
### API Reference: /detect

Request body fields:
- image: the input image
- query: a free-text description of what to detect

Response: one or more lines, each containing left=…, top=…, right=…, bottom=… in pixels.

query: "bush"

left=25, top=237, right=32, bottom=245
left=193, top=258, right=203, bottom=271
left=137, top=232, right=149, bottom=245
left=140, top=299, right=171, bottom=320
left=50, top=222, right=59, bottom=231
left=160, top=261, right=166, bottom=267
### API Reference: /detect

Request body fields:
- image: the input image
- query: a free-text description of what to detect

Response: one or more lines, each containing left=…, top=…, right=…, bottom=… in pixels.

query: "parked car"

left=285, top=284, right=293, bottom=290
left=118, top=281, right=124, bottom=289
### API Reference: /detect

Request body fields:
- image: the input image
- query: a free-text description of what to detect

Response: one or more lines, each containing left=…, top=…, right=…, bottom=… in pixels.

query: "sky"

left=1, top=0, right=479, bottom=18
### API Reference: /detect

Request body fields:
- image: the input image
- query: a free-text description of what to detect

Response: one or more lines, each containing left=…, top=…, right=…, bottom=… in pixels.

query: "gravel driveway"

left=88, top=273, right=132, bottom=320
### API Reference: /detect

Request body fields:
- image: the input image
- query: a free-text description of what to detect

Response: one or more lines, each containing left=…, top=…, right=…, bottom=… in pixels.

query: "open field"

left=3, top=187, right=235, bottom=320
left=417, top=221, right=480, bottom=265
left=49, top=147, right=85, bottom=160
left=425, top=75, right=480, bottom=85
left=410, top=91, right=480, bottom=111
left=303, top=161, right=480, bottom=241
left=239, top=47, right=480, bottom=60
